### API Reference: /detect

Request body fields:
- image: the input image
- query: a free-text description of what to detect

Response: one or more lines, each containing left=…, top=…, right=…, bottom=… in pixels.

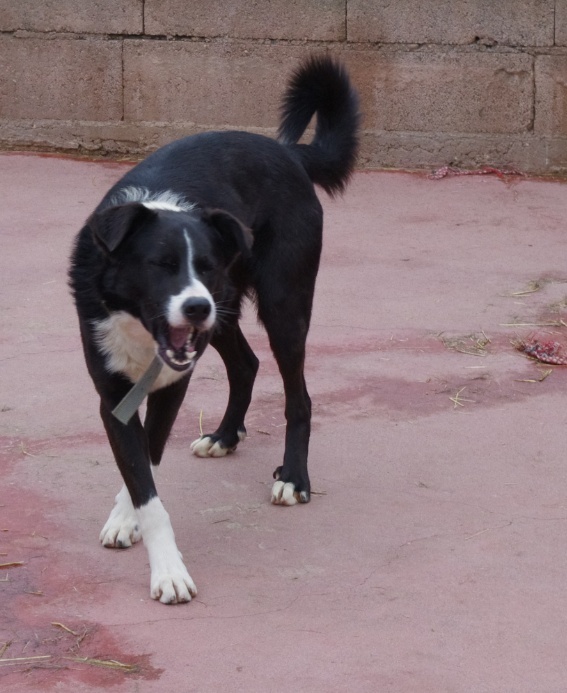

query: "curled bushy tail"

left=278, top=54, right=361, bottom=197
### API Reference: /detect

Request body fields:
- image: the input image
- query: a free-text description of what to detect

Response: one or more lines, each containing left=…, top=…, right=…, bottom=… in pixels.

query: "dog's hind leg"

left=191, top=325, right=259, bottom=457
left=266, top=330, right=312, bottom=505
left=257, top=284, right=316, bottom=507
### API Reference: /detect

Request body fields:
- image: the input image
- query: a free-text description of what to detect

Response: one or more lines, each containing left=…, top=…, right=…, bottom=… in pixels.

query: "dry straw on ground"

left=440, top=332, right=491, bottom=357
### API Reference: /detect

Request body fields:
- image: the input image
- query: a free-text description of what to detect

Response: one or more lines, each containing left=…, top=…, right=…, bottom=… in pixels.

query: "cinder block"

left=0, top=0, right=142, bottom=34
left=2, top=121, right=563, bottom=176
left=145, top=0, right=345, bottom=40
left=124, top=41, right=321, bottom=126
left=0, top=36, right=122, bottom=120
left=534, top=55, right=567, bottom=136
left=0, top=120, right=276, bottom=157
left=534, top=137, right=567, bottom=174
left=555, top=1, right=567, bottom=46
left=358, top=130, right=551, bottom=173
left=348, top=0, right=554, bottom=47
left=343, top=50, right=533, bottom=135
left=0, top=120, right=167, bottom=156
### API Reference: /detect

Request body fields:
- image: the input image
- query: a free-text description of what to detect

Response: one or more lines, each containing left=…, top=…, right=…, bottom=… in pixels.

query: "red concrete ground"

left=2, top=154, right=567, bottom=692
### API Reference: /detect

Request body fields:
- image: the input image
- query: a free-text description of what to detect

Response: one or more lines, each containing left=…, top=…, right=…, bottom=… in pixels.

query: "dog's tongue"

left=169, top=326, right=191, bottom=349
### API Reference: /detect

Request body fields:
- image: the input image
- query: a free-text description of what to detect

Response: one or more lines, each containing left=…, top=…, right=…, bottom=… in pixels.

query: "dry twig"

left=449, top=387, right=475, bottom=409
left=505, top=280, right=545, bottom=297
left=51, top=622, right=79, bottom=636
left=0, top=655, right=51, bottom=666
left=515, top=369, right=553, bottom=383
left=65, top=656, right=138, bottom=672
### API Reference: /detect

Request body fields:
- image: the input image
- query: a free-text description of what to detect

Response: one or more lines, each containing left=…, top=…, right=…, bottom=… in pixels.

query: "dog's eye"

left=194, top=257, right=214, bottom=274
left=151, top=257, right=179, bottom=272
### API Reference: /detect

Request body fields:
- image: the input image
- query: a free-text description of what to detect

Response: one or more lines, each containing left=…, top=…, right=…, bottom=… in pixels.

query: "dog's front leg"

left=99, top=403, right=197, bottom=603
left=99, top=481, right=142, bottom=548
left=136, top=494, right=197, bottom=604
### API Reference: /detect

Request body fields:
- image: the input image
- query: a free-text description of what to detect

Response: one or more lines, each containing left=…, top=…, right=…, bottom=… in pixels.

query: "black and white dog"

left=69, top=55, right=360, bottom=603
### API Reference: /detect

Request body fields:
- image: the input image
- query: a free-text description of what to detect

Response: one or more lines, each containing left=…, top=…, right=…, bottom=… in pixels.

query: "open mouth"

left=158, top=325, right=200, bottom=372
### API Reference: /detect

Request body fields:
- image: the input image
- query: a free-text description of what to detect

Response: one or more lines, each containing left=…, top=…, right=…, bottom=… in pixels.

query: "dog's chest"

left=92, top=312, right=186, bottom=391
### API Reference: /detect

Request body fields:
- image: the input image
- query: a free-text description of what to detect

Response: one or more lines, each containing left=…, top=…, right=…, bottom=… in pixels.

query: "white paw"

left=150, top=558, right=198, bottom=604
left=138, top=496, right=197, bottom=604
left=191, top=436, right=231, bottom=458
left=100, top=485, right=142, bottom=548
left=271, top=480, right=299, bottom=506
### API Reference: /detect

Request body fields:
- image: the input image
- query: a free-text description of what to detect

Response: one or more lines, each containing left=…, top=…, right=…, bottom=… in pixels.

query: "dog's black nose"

left=182, top=297, right=212, bottom=323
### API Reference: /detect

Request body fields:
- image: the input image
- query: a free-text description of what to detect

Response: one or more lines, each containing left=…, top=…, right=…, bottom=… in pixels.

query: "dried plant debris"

left=506, top=280, right=545, bottom=296
left=504, top=276, right=567, bottom=297
left=51, top=622, right=80, bottom=636
left=440, top=332, right=491, bottom=357
left=515, top=369, right=553, bottom=383
left=502, top=320, right=567, bottom=327
left=449, top=386, right=476, bottom=408
left=503, top=279, right=567, bottom=326
left=548, top=296, right=567, bottom=314
left=0, top=655, right=52, bottom=667
left=65, top=656, right=138, bottom=672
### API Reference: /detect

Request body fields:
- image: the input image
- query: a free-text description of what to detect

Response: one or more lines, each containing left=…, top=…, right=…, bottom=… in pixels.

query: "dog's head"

left=88, top=202, right=252, bottom=371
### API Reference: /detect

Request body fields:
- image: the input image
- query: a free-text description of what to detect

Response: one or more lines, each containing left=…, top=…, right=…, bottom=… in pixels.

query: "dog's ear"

left=202, top=208, right=254, bottom=265
left=89, top=203, right=156, bottom=254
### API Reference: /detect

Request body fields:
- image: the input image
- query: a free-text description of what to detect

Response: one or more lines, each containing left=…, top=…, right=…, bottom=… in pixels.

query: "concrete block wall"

left=1, top=0, right=567, bottom=174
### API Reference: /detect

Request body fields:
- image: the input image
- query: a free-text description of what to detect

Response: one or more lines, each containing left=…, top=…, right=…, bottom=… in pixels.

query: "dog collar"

left=112, top=355, right=164, bottom=425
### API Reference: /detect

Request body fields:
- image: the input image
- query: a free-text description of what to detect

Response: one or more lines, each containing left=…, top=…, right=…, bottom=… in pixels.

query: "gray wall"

left=1, top=1, right=567, bottom=174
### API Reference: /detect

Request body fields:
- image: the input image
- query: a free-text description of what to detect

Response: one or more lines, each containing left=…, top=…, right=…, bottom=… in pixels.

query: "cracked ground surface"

left=2, top=155, right=567, bottom=691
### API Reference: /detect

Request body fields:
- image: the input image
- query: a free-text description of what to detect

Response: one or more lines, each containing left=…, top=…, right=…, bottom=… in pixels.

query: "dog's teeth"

left=166, top=349, right=174, bottom=359
left=169, top=353, right=192, bottom=366
left=188, top=351, right=197, bottom=359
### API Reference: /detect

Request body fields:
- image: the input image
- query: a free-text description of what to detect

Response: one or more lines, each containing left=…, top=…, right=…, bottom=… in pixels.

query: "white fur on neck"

left=110, top=186, right=195, bottom=213
left=92, top=311, right=190, bottom=390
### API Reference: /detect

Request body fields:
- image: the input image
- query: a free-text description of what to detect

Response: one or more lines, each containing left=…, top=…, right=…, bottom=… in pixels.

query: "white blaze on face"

left=167, top=230, right=216, bottom=330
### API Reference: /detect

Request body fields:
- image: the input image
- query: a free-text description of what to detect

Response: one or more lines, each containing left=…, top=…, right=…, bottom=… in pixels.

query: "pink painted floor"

left=2, top=154, right=567, bottom=692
